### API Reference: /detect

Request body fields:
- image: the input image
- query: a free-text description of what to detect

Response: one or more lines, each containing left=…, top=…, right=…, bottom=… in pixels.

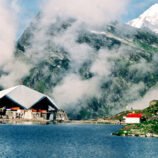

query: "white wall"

left=24, top=110, right=33, bottom=119
left=125, top=117, right=140, bottom=124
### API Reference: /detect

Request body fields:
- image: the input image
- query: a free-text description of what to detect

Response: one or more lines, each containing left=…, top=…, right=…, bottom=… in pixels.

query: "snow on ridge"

left=128, top=3, right=158, bottom=33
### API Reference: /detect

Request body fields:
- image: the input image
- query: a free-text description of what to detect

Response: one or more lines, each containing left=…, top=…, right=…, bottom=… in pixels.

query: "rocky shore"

left=113, top=120, right=158, bottom=138
left=113, top=131, right=158, bottom=138
left=113, top=132, right=158, bottom=138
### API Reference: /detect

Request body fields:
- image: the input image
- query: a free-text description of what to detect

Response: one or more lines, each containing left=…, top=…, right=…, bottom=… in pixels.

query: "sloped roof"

left=126, top=113, right=142, bottom=118
left=0, top=85, right=58, bottom=109
left=0, top=86, right=18, bottom=98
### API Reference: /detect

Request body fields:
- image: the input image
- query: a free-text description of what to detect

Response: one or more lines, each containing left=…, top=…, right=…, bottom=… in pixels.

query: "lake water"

left=0, top=124, right=157, bottom=158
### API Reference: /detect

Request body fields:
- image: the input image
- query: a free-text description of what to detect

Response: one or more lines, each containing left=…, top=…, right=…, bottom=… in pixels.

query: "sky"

left=16, top=0, right=45, bottom=38
left=7, top=0, right=158, bottom=38
left=123, top=0, right=158, bottom=21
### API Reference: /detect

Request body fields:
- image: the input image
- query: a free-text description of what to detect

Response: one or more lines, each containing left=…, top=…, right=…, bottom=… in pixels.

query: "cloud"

left=10, top=0, right=21, bottom=13
left=52, top=49, right=113, bottom=110
left=0, top=59, right=31, bottom=88
left=1, top=0, right=156, bottom=116
left=42, top=0, right=129, bottom=28
left=0, top=0, right=32, bottom=88
left=21, top=0, right=130, bottom=112
left=90, top=49, right=113, bottom=77
left=127, top=86, right=158, bottom=110
left=52, top=74, right=101, bottom=109
left=0, top=0, right=18, bottom=66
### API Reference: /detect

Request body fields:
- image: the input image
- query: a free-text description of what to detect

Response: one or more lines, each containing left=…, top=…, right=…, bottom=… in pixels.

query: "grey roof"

left=0, top=85, right=58, bottom=109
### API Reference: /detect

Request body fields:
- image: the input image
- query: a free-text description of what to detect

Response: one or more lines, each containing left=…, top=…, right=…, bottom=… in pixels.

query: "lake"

left=0, top=124, right=157, bottom=158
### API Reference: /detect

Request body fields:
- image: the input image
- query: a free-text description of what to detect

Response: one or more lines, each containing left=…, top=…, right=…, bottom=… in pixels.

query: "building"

left=0, top=85, right=67, bottom=121
left=124, top=113, right=142, bottom=124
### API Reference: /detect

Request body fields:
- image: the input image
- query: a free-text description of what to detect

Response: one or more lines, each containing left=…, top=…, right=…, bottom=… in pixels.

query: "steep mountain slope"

left=14, top=12, right=158, bottom=119
left=128, top=3, right=158, bottom=33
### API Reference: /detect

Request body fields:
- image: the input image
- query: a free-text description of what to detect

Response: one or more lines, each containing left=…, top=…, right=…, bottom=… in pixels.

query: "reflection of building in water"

left=0, top=85, right=68, bottom=121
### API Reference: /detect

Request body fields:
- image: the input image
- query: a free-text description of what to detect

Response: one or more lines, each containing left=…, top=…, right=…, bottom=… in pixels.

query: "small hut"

left=124, top=113, right=143, bottom=124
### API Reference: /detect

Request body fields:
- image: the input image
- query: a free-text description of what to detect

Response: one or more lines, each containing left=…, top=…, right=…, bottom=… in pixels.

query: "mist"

left=10, top=0, right=130, bottom=114
left=128, top=87, right=158, bottom=110
left=14, top=0, right=158, bottom=115
left=1, top=0, right=158, bottom=118
left=0, top=0, right=17, bottom=65
left=40, top=0, right=129, bottom=112
left=0, top=0, right=31, bottom=88
left=42, top=0, right=129, bottom=27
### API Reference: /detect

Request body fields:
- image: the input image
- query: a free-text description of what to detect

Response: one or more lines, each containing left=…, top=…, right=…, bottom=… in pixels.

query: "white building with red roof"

left=124, top=113, right=143, bottom=124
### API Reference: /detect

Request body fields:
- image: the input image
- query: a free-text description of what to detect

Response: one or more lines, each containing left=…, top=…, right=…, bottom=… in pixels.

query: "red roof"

left=126, top=113, right=142, bottom=118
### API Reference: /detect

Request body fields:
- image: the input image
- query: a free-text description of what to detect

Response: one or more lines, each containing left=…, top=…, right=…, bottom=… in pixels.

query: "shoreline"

left=112, top=121, right=158, bottom=138
left=1, top=118, right=158, bottom=138
left=112, top=132, right=158, bottom=138
left=0, top=118, right=121, bottom=125
left=0, top=118, right=51, bottom=125
left=65, top=118, right=122, bottom=125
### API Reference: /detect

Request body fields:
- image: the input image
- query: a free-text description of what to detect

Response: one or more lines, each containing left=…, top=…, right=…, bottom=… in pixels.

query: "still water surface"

left=0, top=124, right=157, bottom=158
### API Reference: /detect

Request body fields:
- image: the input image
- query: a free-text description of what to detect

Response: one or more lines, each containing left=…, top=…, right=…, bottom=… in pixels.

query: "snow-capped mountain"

left=15, top=15, right=158, bottom=119
left=128, top=3, right=158, bottom=33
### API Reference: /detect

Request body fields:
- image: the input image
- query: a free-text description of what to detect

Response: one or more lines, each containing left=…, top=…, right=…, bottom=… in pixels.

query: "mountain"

left=12, top=12, right=158, bottom=119
left=128, top=3, right=158, bottom=33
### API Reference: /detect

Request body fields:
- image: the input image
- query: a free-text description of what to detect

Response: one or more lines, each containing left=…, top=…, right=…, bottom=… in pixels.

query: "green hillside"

left=0, top=11, right=152, bottom=119
left=115, top=100, right=158, bottom=137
